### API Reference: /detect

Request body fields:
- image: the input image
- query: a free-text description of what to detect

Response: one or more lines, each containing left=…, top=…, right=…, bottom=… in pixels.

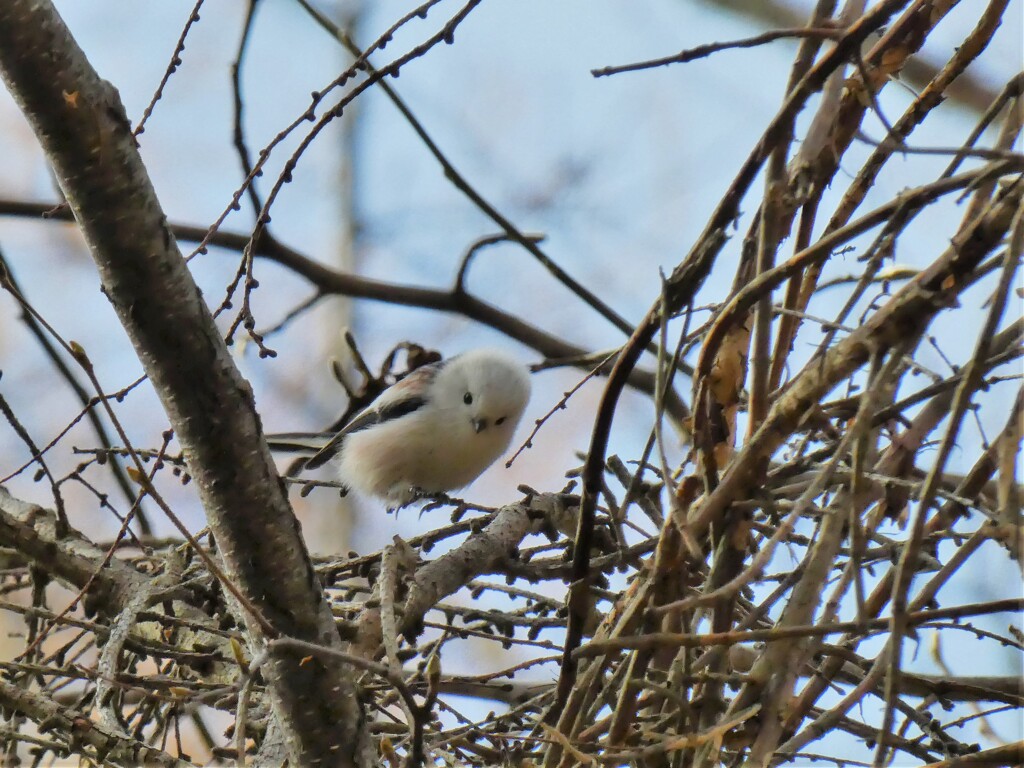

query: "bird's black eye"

left=495, top=416, right=506, bottom=426
left=463, top=392, right=473, bottom=405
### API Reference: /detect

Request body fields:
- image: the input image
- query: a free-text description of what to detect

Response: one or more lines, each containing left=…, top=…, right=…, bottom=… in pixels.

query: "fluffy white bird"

left=268, top=348, right=531, bottom=507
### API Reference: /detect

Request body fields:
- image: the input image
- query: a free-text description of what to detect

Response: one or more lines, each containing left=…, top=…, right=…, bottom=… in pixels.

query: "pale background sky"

left=0, top=0, right=1020, bottom=760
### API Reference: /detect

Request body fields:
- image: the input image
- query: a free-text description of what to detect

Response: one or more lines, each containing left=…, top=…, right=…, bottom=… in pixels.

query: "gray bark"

left=0, top=3, right=369, bottom=765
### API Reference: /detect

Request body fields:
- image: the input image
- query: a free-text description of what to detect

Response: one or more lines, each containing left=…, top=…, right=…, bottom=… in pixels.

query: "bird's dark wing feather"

left=302, top=360, right=447, bottom=470
left=373, top=395, right=428, bottom=426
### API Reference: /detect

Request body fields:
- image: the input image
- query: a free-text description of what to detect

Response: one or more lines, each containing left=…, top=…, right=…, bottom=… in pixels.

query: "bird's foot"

left=386, top=486, right=445, bottom=513
left=418, top=491, right=461, bottom=516
left=385, top=488, right=461, bottom=515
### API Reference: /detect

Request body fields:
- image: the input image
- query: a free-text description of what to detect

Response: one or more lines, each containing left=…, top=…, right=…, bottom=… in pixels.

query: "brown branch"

left=687, top=178, right=1022, bottom=540
left=572, top=598, right=1024, bottom=657
left=0, top=199, right=689, bottom=424
left=592, top=27, right=842, bottom=77
left=0, top=249, right=151, bottom=534
left=550, top=2, right=935, bottom=736
left=293, top=3, right=638, bottom=344
left=699, top=0, right=1003, bottom=113
left=730, top=645, right=1024, bottom=706
left=920, top=741, right=1024, bottom=767
left=695, top=164, right=1015, bottom=393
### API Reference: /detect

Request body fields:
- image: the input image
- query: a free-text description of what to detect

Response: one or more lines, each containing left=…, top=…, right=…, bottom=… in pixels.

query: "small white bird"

left=268, top=348, right=531, bottom=508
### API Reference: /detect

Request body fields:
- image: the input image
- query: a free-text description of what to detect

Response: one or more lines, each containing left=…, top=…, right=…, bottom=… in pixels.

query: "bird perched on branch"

left=267, top=348, right=531, bottom=508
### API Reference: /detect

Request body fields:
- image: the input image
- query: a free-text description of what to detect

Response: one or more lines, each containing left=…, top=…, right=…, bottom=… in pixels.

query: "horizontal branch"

left=0, top=199, right=690, bottom=425
left=592, top=27, right=841, bottom=77
left=573, top=598, right=1024, bottom=657
left=920, top=741, right=1024, bottom=767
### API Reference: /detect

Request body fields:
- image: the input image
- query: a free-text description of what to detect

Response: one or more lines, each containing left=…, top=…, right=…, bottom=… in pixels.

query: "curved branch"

left=0, top=199, right=690, bottom=423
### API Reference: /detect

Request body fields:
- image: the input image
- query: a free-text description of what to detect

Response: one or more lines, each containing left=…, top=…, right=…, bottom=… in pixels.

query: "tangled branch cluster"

left=0, top=0, right=1020, bottom=766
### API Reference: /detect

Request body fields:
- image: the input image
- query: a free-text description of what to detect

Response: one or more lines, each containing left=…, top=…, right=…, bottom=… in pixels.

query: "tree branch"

left=0, top=3, right=369, bottom=764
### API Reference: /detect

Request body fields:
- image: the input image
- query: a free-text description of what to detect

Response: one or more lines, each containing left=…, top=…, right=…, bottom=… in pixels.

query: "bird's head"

left=435, top=349, right=531, bottom=441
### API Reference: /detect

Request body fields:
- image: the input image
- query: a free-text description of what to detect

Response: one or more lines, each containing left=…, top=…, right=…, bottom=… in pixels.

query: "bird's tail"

left=264, top=432, right=333, bottom=455
left=265, top=432, right=346, bottom=484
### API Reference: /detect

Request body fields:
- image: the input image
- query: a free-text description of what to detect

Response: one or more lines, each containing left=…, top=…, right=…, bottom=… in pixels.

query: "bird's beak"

left=472, top=418, right=487, bottom=433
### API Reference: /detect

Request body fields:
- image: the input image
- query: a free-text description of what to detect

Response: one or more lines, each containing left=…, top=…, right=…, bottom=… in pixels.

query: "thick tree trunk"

left=0, top=3, right=369, bottom=765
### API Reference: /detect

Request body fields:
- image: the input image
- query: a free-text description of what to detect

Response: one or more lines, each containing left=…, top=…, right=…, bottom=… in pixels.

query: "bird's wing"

left=302, top=360, right=446, bottom=470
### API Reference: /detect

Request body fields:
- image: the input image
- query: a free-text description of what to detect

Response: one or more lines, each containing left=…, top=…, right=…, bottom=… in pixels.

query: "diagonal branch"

left=0, top=676, right=191, bottom=768
left=0, top=3, right=370, bottom=765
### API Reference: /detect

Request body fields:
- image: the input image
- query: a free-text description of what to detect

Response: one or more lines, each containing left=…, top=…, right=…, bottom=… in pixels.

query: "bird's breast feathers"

left=336, top=405, right=508, bottom=500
